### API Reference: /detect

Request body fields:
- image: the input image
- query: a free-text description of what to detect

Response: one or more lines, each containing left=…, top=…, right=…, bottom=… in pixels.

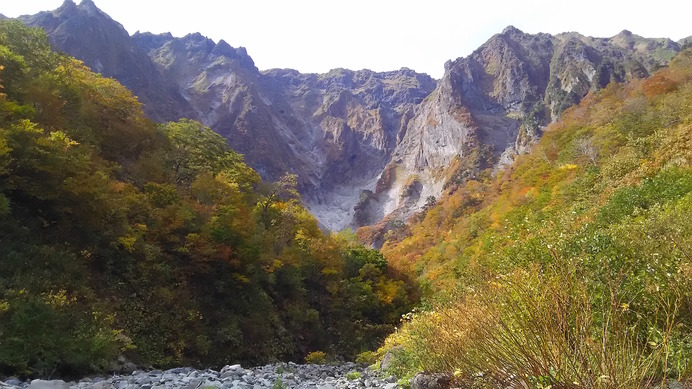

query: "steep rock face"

left=356, top=27, right=681, bottom=228
left=260, top=68, right=435, bottom=228
left=132, top=32, right=436, bottom=229
left=19, top=0, right=194, bottom=121
left=18, top=3, right=684, bottom=231
left=132, top=31, right=308, bottom=183
left=21, top=0, right=437, bottom=230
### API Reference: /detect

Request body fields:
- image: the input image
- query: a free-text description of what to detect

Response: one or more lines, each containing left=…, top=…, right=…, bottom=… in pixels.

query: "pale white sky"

left=2, top=0, right=691, bottom=78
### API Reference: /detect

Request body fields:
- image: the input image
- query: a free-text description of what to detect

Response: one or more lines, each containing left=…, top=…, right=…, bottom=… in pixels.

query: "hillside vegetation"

left=0, top=21, right=414, bottom=377
left=378, top=49, right=692, bottom=386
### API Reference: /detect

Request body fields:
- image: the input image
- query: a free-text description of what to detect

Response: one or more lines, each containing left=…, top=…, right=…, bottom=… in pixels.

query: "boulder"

left=379, top=346, right=404, bottom=372
left=89, top=382, right=116, bottom=389
left=29, top=380, right=70, bottom=389
left=109, top=355, right=138, bottom=374
left=221, top=364, right=242, bottom=373
left=4, top=377, right=22, bottom=386
left=410, top=372, right=452, bottom=389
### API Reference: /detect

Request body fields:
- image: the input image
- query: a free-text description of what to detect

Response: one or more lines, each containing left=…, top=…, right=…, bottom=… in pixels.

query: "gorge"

left=18, top=0, right=687, bottom=232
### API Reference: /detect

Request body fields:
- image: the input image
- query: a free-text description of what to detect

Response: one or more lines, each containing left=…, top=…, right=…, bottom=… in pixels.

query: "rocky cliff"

left=19, top=0, right=195, bottom=121
left=358, top=26, right=684, bottom=233
left=131, top=31, right=436, bottom=229
left=19, top=1, right=685, bottom=231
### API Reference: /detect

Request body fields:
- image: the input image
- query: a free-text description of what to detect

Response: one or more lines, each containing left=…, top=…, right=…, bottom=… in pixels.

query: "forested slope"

left=0, top=21, right=414, bottom=377
left=379, top=49, right=692, bottom=387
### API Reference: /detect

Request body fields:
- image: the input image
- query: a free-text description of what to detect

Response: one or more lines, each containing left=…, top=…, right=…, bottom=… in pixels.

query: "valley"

left=1, top=1, right=691, bottom=387
left=18, top=0, right=687, bottom=231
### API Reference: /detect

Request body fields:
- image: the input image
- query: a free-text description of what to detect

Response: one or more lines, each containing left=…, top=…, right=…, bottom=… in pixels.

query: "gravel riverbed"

left=0, top=362, right=399, bottom=389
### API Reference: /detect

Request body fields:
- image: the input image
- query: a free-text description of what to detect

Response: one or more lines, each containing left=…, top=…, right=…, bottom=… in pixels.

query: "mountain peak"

left=610, top=29, right=638, bottom=47
left=57, top=0, right=78, bottom=13
left=18, top=2, right=683, bottom=231
left=131, top=31, right=174, bottom=52
left=502, top=25, right=524, bottom=35
left=182, top=32, right=210, bottom=43
left=78, top=0, right=103, bottom=15
left=210, top=40, right=257, bottom=70
left=211, top=39, right=234, bottom=57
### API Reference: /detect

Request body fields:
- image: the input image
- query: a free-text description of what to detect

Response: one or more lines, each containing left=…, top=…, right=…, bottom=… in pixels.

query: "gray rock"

left=29, top=380, right=69, bottom=389
left=116, top=381, right=130, bottom=389
left=134, top=376, right=152, bottom=385
left=18, top=0, right=682, bottom=234
left=410, top=373, right=451, bottom=389
left=121, top=362, right=137, bottom=374
left=221, top=370, right=244, bottom=379
left=379, top=347, right=402, bottom=373
left=165, top=367, right=190, bottom=374
left=183, top=378, right=203, bottom=389
left=88, top=383, right=116, bottom=389
left=4, top=377, right=22, bottom=386
left=222, top=364, right=242, bottom=373
left=5, top=362, right=402, bottom=389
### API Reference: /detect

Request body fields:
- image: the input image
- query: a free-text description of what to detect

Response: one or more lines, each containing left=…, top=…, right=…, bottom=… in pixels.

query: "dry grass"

left=385, top=263, right=685, bottom=388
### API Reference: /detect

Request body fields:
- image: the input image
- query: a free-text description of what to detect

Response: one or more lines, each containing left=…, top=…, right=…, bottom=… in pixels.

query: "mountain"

left=376, top=47, right=692, bottom=386
left=18, top=1, right=685, bottom=232
left=357, top=27, right=684, bottom=243
left=18, top=0, right=195, bottom=121
left=0, top=20, right=414, bottom=375
left=131, top=31, right=436, bottom=230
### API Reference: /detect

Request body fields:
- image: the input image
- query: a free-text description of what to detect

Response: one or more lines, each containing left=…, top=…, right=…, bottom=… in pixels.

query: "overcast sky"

left=3, top=0, right=691, bottom=78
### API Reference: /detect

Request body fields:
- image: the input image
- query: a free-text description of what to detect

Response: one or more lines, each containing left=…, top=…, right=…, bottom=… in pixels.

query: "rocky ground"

left=0, top=363, right=400, bottom=389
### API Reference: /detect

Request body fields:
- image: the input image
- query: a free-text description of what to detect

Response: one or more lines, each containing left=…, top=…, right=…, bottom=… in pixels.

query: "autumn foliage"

left=0, top=21, right=414, bottom=377
left=379, top=49, right=692, bottom=385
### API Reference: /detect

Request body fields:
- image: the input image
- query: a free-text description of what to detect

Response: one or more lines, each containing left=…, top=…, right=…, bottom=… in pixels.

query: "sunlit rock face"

left=355, top=26, right=681, bottom=231
left=22, top=3, right=683, bottom=230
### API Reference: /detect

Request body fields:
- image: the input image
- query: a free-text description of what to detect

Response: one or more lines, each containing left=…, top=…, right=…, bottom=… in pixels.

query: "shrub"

left=355, top=350, right=377, bottom=365
left=0, top=292, right=121, bottom=376
left=272, top=377, right=287, bottom=389
left=383, top=264, right=683, bottom=387
left=304, top=351, right=327, bottom=365
left=378, top=48, right=692, bottom=386
left=346, top=371, right=362, bottom=380
left=598, top=167, right=692, bottom=225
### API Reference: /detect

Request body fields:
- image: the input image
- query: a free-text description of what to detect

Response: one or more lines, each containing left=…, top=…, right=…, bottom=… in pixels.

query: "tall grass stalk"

left=385, top=263, right=684, bottom=388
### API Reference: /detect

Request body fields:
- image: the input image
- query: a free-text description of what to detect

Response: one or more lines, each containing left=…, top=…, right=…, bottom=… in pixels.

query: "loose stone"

left=2, top=363, right=399, bottom=389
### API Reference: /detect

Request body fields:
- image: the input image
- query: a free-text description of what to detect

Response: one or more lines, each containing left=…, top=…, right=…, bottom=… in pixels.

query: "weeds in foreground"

left=272, top=376, right=287, bottom=389
left=383, top=262, right=688, bottom=388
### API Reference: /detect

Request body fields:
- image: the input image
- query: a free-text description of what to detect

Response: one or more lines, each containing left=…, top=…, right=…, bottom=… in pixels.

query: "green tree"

left=161, top=119, right=258, bottom=188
